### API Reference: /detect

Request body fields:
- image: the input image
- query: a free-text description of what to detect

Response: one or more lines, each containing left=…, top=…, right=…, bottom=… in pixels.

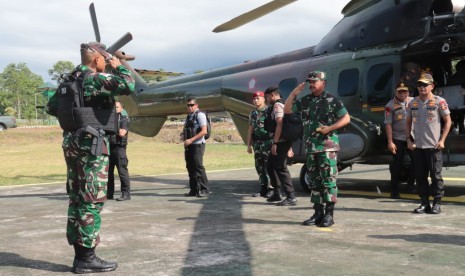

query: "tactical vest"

left=56, top=70, right=118, bottom=134
left=183, top=110, right=211, bottom=140
left=264, top=98, right=285, bottom=134
left=110, top=113, right=129, bottom=147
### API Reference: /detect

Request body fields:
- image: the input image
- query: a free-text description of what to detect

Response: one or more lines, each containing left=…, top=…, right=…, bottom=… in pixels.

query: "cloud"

left=0, top=0, right=348, bottom=82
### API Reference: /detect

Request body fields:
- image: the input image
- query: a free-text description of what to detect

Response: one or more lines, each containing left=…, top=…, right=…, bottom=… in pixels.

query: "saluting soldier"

left=384, top=82, right=415, bottom=199
left=407, top=73, right=451, bottom=214
left=284, top=71, right=350, bottom=228
left=49, top=42, right=135, bottom=273
left=246, top=91, right=273, bottom=198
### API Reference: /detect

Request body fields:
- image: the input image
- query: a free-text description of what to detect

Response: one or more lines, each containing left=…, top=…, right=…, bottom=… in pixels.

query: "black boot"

left=259, top=185, right=268, bottom=197
left=71, top=244, right=118, bottom=274
left=277, top=192, right=297, bottom=206
left=266, top=189, right=282, bottom=202
left=318, top=203, right=335, bottom=227
left=430, top=197, right=442, bottom=214
left=302, top=204, right=324, bottom=226
left=413, top=197, right=431, bottom=214
left=265, top=189, right=274, bottom=199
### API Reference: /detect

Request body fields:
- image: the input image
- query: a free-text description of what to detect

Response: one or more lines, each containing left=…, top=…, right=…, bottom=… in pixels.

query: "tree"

left=139, top=68, right=175, bottom=84
left=48, top=60, right=75, bottom=83
left=0, top=63, right=43, bottom=119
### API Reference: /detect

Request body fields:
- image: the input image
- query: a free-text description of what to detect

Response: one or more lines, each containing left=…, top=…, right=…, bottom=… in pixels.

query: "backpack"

left=264, top=99, right=303, bottom=141
left=196, top=111, right=212, bottom=140
left=45, top=71, right=88, bottom=118
left=185, top=110, right=211, bottom=140
left=280, top=113, right=303, bottom=141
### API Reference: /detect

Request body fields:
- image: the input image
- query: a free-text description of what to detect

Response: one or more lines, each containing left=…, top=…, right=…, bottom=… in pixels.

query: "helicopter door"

left=362, top=57, right=399, bottom=122
left=336, top=67, right=362, bottom=114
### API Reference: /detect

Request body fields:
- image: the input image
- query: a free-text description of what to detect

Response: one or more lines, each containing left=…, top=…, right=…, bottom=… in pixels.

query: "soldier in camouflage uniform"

left=284, top=71, right=350, bottom=227
left=49, top=43, right=135, bottom=273
left=246, top=91, right=272, bottom=198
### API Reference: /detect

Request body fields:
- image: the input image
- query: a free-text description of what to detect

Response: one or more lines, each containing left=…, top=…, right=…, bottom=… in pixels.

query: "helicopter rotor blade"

left=106, top=32, right=133, bottom=54
left=212, top=0, right=298, bottom=33
left=89, top=3, right=101, bottom=42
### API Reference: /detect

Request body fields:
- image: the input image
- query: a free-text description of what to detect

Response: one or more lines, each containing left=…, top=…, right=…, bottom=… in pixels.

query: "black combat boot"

left=302, top=204, right=324, bottom=226
left=277, top=192, right=297, bottom=206
left=265, top=189, right=274, bottom=199
left=71, top=244, right=118, bottom=274
left=413, top=197, right=431, bottom=214
left=266, top=189, right=282, bottom=202
left=430, top=197, right=442, bottom=214
left=259, top=185, right=269, bottom=197
left=318, top=203, right=335, bottom=227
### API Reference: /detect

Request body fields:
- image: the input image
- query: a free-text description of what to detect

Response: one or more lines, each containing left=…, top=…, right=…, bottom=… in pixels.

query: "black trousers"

left=450, top=109, right=465, bottom=134
left=185, top=143, right=209, bottom=193
left=108, top=147, right=131, bottom=198
left=413, top=148, right=444, bottom=198
left=266, top=140, right=294, bottom=196
left=390, top=139, right=415, bottom=194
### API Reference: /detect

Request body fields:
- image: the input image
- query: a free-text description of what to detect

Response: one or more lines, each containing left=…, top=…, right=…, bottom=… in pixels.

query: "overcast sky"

left=0, top=0, right=349, bottom=83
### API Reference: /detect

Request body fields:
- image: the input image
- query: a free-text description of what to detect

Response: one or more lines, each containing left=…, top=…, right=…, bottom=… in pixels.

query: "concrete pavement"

left=1, top=165, right=465, bottom=275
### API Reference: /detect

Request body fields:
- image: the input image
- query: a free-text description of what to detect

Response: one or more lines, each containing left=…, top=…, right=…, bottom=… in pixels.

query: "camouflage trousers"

left=253, top=140, right=272, bottom=187
left=306, top=151, right=338, bottom=204
left=63, top=133, right=109, bottom=248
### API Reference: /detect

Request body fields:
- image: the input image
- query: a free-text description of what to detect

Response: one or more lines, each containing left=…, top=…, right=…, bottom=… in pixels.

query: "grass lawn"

left=0, top=124, right=253, bottom=186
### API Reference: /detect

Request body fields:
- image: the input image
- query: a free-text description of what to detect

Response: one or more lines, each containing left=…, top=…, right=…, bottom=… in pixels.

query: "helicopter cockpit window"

left=366, top=63, right=393, bottom=106
left=279, top=78, right=298, bottom=100
left=338, top=69, right=359, bottom=97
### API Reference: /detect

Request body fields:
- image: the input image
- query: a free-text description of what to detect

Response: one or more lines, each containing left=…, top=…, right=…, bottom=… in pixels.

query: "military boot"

left=71, top=244, right=117, bottom=274
left=430, top=197, right=442, bottom=214
left=318, top=203, right=335, bottom=227
left=413, top=197, right=431, bottom=214
left=302, top=204, right=324, bottom=226
left=259, top=185, right=269, bottom=197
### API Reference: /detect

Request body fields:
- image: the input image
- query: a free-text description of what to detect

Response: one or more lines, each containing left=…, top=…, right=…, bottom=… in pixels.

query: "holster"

left=75, top=126, right=105, bottom=156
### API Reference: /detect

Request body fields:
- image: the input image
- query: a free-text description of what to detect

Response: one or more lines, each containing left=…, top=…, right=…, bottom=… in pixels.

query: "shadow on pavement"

left=0, top=252, right=70, bottom=273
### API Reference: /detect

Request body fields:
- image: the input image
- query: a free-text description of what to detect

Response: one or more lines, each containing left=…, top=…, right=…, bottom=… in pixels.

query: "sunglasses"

left=187, top=104, right=196, bottom=107
left=416, top=82, right=430, bottom=87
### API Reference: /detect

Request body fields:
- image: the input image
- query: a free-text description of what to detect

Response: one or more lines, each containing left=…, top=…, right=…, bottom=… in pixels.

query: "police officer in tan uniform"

left=407, top=73, right=451, bottom=214
left=384, top=83, right=415, bottom=199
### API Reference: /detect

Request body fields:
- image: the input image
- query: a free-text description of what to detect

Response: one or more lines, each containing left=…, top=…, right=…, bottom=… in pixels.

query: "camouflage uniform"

left=293, top=90, right=348, bottom=204
left=50, top=64, right=135, bottom=248
left=249, top=106, right=272, bottom=190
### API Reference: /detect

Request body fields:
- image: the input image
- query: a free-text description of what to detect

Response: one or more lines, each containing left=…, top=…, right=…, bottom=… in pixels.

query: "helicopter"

left=90, top=0, right=465, bottom=192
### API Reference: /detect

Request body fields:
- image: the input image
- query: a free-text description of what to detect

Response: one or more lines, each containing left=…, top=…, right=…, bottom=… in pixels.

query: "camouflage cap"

left=417, top=73, right=434, bottom=84
left=307, top=71, right=326, bottom=82
left=80, top=42, right=113, bottom=61
left=396, top=82, right=409, bottom=92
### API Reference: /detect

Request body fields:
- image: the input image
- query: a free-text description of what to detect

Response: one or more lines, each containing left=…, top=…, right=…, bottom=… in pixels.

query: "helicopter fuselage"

left=118, top=0, right=465, bottom=189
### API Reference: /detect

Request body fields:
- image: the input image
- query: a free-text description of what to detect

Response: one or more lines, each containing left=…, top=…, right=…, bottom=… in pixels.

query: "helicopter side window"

left=366, top=63, right=393, bottom=106
left=338, top=69, right=359, bottom=97
left=279, top=78, right=298, bottom=100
